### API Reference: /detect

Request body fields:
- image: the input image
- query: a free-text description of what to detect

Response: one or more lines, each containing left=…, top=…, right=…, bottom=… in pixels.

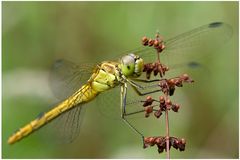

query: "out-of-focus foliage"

left=2, top=1, right=238, bottom=158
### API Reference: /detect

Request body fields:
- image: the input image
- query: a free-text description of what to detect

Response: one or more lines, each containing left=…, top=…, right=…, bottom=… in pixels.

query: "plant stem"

left=165, top=109, right=170, bottom=159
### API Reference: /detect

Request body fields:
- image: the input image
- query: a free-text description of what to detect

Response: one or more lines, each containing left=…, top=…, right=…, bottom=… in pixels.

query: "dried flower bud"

left=179, top=138, right=186, bottom=151
left=159, top=96, right=165, bottom=104
left=172, top=104, right=180, bottom=112
left=145, top=106, right=153, bottom=114
left=175, top=79, right=183, bottom=87
left=153, top=40, right=160, bottom=47
left=168, top=79, right=176, bottom=86
left=148, top=39, right=154, bottom=46
left=172, top=139, right=179, bottom=149
left=181, top=74, right=189, bottom=80
left=158, top=146, right=164, bottom=153
left=166, top=99, right=172, bottom=106
left=155, top=137, right=162, bottom=144
left=142, top=36, right=148, bottom=42
left=154, top=110, right=162, bottom=118
left=144, top=136, right=186, bottom=154
left=142, top=96, right=154, bottom=107
left=169, top=86, right=175, bottom=96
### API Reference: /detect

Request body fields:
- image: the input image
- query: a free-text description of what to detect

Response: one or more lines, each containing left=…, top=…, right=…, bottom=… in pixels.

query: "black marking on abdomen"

left=209, top=22, right=223, bottom=28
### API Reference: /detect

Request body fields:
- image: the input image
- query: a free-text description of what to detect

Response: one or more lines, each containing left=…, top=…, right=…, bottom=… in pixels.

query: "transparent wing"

left=44, top=84, right=98, bottom=144
left=49, top=59, right=95, bottom=100
left=96, top=81, right=161, bottom=120
left=134, top=22, right=233, bottom=68
left=47, top=60, right=95, bottom=143
left=52, top=104, right=86, bottom=143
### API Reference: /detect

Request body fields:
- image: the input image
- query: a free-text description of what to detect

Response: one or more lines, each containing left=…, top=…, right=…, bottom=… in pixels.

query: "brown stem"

left=157, top=52, right=161, bottom=64
left=165, top=108, right=170, bottom=159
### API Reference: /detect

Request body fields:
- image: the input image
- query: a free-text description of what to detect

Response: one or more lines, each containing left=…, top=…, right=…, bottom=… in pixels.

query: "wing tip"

left=208, top=22, right=223, bottom=28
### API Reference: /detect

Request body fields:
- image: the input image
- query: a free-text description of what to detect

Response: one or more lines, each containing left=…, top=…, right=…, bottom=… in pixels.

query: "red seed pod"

left=142, top=64, right=148, bottom=72
left=176, top=138, right=186, bottom=151
left=161, top=44, right=165, bottom=50
left=148, top=137, right=157, bottom=146
left=157, top=146, right=164, bottom=153
left=154, top=110, right=162, bottom=118
left=159, top=96, right=165, bottom=104
left=146, top=96, right=152, bottom=101
left=181, top=74, right=189, bottom=81
left=181, top=138, right=186, bottom=145
left=146, top=96, right=154, bottom=104
left=166, top=99, right=172, bottom=106
left=168, top=78, right=176, bottom=86
left=153, top=40, right=160, bottom=47
left=148, top=39, right=154, bottom=46
left=155, top=137, right=162, bottom=144
left=144, top=137, right=150, bottom=143
left=172, top=139, right=179, bottom=149
left=149, top=137, right=155, bottom=142
left=145, top=106, right=153, bottom=114
left=175, top=79, right=183, bottom=87
left=142, top=36, right=148, bottom=42
left=142, top=36, right=149, bottom=46
left=142, top=96, right=154, bottom=107
left=172, top=104, right=180, bottom=112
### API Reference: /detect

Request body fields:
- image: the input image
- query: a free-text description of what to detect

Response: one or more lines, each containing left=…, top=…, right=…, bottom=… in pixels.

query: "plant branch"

left=165, top=109, right=170, bottom=159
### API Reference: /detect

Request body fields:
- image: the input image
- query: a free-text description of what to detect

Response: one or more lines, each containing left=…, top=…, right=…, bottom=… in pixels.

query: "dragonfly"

left=8, top=22, right=232, bottom=145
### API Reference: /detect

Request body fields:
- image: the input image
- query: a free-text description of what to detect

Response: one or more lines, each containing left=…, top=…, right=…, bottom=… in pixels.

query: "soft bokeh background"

left=2, top=1, right=238, bottom=159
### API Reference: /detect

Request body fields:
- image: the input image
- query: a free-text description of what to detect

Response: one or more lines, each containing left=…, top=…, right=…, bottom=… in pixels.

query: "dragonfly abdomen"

left=8, top=84, right=98, bottom=144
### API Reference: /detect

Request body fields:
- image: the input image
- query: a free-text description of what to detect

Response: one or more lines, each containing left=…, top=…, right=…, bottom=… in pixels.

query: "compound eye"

left=122, top=55, right=135, bottom=66
left=121, top=55, right=135, bottom=76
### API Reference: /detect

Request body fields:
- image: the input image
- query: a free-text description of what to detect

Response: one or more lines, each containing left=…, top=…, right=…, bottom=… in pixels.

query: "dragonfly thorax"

left=120, top=53, right=144, bottom=78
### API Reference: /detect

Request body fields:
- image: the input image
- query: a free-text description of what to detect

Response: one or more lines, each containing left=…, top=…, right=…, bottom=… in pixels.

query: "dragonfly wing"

left=53, top=104, right=86, bottom=143
left=96, top=84, right=152, bottom=120
left=165, top=22, right=232, bottom=51
left=49, top=59, right=95, bottom=100
left=44, top=84, right=95, bottom=144
left=134, top=22, right=232, bottom=69
left=96, top=86, right=121, bottom=120
left=47, top=61, right=96, bottom=143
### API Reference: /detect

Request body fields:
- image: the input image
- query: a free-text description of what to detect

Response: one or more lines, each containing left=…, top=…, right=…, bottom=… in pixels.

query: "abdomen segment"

left=8, top=84, right=98, bottom=144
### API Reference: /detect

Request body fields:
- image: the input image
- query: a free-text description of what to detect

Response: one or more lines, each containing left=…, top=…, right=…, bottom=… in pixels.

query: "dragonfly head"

left=120, top=53, right=144, bottom=78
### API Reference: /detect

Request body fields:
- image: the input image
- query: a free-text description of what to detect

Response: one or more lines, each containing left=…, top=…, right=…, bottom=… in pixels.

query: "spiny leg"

left=121, top=83, right=145, bottom=147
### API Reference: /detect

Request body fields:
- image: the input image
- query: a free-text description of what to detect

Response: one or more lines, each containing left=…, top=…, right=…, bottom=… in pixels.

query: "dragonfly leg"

left=127, top=79, right=162, bottom=96
left=131, top=78, right=163, bottom=83
left=121, top=84, right=145, bottom=147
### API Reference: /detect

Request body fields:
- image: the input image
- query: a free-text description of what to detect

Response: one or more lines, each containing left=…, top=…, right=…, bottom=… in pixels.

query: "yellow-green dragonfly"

left=8, top=22, right=232, bottom=144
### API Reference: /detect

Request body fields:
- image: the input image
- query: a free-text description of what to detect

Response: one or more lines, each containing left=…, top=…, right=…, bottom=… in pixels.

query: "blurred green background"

left=2, top=1, right=238, bottom=159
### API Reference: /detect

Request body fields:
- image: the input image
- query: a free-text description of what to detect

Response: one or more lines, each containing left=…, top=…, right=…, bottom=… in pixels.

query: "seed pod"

left=154, top=110, right=162, bottom=118
left=148, top=39, right=154, bottom=46
left=142, top=36, right=149, bottom=46
left=145, top=106, right=153, bottom=114
left=153, top=40, right=160, bottom=47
